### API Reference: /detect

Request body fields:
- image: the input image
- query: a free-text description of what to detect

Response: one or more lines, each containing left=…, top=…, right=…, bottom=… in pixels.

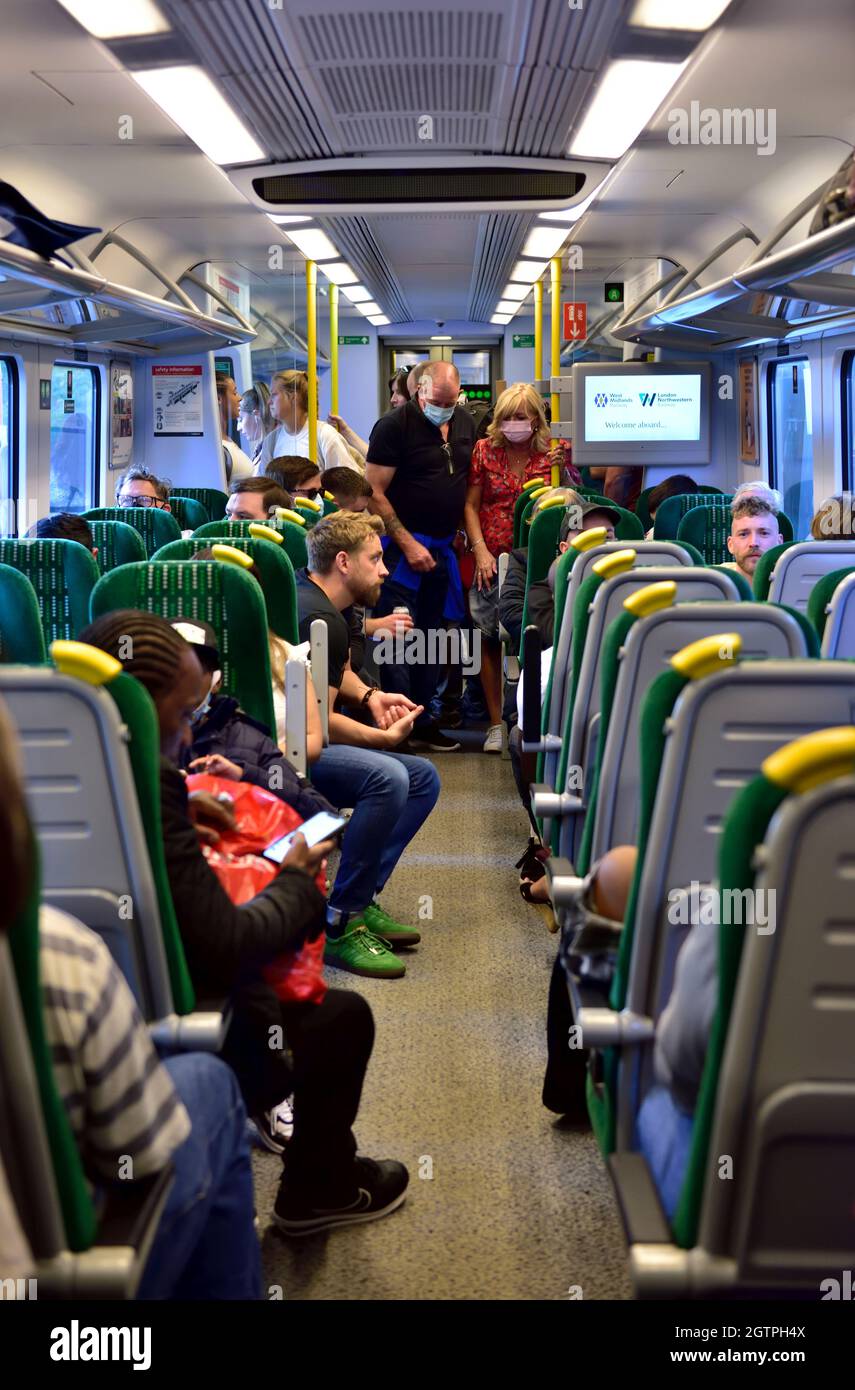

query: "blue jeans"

left=137, top=1053, right=261, bottom=1300
left=309, top=744, right=440, bottom=918
left=372, top=543, right=453, bottom=722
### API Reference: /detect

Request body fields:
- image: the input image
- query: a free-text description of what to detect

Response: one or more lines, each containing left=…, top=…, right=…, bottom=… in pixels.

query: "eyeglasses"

left=299, top=487, right=321, bottom=500
left=440, top=442, right=453, bottom=476
left=117, top=493, right=166, bottom=509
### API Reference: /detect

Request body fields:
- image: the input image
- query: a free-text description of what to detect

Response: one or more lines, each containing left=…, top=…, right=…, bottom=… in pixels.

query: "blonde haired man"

left=722, top=489, right=783, bottom=581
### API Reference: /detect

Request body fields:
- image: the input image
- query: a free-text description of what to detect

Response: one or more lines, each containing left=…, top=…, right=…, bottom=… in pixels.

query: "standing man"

left=366, top=361, right=474, bottom=752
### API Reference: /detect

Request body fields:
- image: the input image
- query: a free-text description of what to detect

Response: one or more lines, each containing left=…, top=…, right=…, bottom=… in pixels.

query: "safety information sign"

left=152, top=365, right=204, bottom=436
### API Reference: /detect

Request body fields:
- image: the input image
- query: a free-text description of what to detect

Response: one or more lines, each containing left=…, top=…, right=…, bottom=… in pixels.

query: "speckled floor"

left=253, top=738, right=633, bottom=1300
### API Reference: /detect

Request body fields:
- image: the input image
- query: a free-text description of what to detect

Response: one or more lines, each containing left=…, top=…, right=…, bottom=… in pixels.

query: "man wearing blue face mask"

left=366, top=360, right=475, bottom=751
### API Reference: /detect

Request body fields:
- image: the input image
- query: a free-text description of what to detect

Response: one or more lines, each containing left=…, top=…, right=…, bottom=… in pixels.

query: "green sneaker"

left=323, top=920, right=405, bottom=978
left=362, top=902, right=422, bottom=947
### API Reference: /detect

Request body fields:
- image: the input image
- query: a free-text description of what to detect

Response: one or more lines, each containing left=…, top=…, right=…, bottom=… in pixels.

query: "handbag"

left=187, top=773, right=327, bottom=1005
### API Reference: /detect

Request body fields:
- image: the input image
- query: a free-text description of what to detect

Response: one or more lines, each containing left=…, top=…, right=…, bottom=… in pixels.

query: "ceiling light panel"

left=267, top=214, right=312, bottom=225
left=342, top=285, right=372, bottom=303
left=356, top=302, right=382, bottom=316
left=510, top=260, right=548, bottom=284
left=491, top=314, right=512, bottom=325
left=502, top=284, right=530, bottom=302
left=57, top=0, right=169, bottom=37
left=524, top=225, right=569, bottom=259
left=569, top=58, right=688, bottom=161
left=320, top=262, right=358, bottom=285
left=629, top=0, right=731, bottom=30
left=285, top=228, right=339, bottom=261
left=132, top=66, right=265, bottom=165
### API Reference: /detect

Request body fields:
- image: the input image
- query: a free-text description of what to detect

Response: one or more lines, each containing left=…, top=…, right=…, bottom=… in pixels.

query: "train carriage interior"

left=1, top=0, right=854, bottom=1326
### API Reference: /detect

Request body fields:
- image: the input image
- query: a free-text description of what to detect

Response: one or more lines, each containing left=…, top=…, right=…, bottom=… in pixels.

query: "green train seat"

left=616, top=729, right=855, bottom=1296
left=0, top=563, right=47, bottom=663
left=583, top=588, right=816, bottom=874
left=87, top=520, right=147, bottom=572
left=193, top=516, right=308, bottom=571
left=169, top=495, right=210, bottom=531
left=3, top=847, right=173, bottom=1289
left=677, top=502, right=793, bottom=564
left=512, top=478, right=550, bottom=547
left=536, top=560, right=743, bottom=862
left=83, top=507, right=181, bottom=558
left=171, top=486, right=229, bottom=522
left=820, top=570, right=855, bottom=657
left=537, top=539, right=705, bottom=802
left=769, top=540, right=855, bottom=611
left=579, top=646, right=855, bottom=1157
left=807, top=565, right=855, bottom=642
left=0, top=537, right=99, bottom=644
left=653, top=492, right=733, bottom=540
left=90, top=560, right=276, bottom=733
left=152, top=534, right=298, bottom=643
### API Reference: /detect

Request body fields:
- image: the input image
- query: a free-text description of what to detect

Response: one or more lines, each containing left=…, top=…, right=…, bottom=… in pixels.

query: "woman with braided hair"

left=78, top=609, right=410, bottom=1236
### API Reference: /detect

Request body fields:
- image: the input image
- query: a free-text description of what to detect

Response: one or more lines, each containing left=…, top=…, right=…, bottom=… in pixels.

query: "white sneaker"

left=250, top=1095, right=294, bottom=1154
left=483, top=724, right=503, bottom=754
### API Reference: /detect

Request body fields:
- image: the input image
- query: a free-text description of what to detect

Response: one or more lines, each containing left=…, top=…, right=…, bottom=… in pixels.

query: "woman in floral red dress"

left=464, top=383, right=574, bottom=752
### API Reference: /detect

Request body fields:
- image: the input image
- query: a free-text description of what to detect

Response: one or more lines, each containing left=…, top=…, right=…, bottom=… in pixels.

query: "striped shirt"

left=40, top=907, right=190, bottom=1183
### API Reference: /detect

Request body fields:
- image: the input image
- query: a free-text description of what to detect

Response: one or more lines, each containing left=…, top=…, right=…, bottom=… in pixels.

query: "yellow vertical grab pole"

left=306, top=259, right=318, bottom=464
left=550, top=254, right=562, bottom=486
left=329, top=283, right=340, bottom=417
left=534, top=278, right=543, bottom=387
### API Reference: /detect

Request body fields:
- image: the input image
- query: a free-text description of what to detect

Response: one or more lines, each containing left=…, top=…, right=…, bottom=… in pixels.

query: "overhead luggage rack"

left=613, top=204, right=855, bottom=352
left=0, top=235, right=256, bottom=354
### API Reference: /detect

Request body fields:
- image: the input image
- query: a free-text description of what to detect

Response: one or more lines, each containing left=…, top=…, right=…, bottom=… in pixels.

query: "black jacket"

left=189, top=694, right=334, bottom=820
left=160, top=758, right=326, bottom=994
left=498, top=548, right=555, bottom=650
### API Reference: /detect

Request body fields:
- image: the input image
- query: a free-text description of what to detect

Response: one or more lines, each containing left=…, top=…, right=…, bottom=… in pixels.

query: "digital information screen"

left=584, top=373, right=703, bottom=443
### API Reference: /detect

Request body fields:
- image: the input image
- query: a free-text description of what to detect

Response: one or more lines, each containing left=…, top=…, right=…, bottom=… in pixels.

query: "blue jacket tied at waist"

left=381, top=532, right=465, bottom=622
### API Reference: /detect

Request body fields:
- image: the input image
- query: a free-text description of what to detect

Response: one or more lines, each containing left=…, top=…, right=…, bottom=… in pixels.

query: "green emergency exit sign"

left=512, top=334, right=535, bottom=348
left=604, top=283, right=624, bottom=303
left=339, top=335, right=369, bottom=345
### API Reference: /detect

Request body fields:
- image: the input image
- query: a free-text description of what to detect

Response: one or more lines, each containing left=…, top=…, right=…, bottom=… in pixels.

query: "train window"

left=842, top=349, right=855, bottom=491
left=0, top=356, right=19, bottom=534
left=50, top=363, right=100, bottom=514
left=452, top=350, right=491, bottom=386
left=768, top=358, right=814, bottom=539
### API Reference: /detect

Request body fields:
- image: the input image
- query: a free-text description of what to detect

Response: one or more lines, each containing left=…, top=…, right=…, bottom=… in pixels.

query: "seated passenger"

left=264, top=455, right=322, bottom=501
left=500, top=491, right=619, bottom=652
left=636, top=914, right=718, bottom=1220
left=810, top=491, right=855, bottom=539
left=587, top=466, right=641, bottom=511
left=30, top=511, right=98, bottom=560
left=78, top=611, right=409, bottom=1235
left=296, top=511, right=441, bottom=979
left=321, top=465, right=373, bottom=513
left=644, top=474, right=699, bottom=538
left=170, top=618, right=328, bottom=814
left=0, top=696, right=261, bottom=1297
left=116, top=465, right=172, bottom=512
left=225, top=475, right=293, bottom=523
left=721, top=487, right=783, bottom=581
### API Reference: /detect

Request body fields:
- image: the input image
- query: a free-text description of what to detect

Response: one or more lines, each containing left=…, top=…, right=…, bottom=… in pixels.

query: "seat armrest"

left=530, top=783, right=583, bottom=818
left=149, top=1004, right=230, bottom=1053
left=607, top=1152, right=672, bottom=1245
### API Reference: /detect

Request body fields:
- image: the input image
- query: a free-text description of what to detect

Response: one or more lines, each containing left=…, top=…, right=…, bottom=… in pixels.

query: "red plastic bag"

left=187, top=773, right=327, bottom=1005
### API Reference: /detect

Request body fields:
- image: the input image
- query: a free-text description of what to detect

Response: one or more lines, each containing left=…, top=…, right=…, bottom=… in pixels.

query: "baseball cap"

left=170, top=617, right=221, bottom=667
left=559, top=498, right=622, bottom=543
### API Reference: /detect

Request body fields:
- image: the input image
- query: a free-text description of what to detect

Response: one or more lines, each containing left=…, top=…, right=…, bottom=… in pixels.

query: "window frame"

left=0, top=355, right=21, bottom=534
left=766, top=354, right=812, bottom=495
left=841, top=348, right=855, bottom=492
left=49, top=360, right=102, bottom=514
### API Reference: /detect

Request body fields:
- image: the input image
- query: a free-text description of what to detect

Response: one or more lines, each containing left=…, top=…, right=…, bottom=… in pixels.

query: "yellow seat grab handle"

left=248, top=523, right=284, bottom=545
left=763, top=726, right=855, bottom=794
left=50, top=640, right=123, bottom=686
left=669, top=632, right=742, bottom=679
left=211, top=544, right=254, bottom=569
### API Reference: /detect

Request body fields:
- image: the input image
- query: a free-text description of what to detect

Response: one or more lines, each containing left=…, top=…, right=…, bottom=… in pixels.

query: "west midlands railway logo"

left=639, top=392, right=658, bottom=407
left=593, top=392, right=608, bottom=407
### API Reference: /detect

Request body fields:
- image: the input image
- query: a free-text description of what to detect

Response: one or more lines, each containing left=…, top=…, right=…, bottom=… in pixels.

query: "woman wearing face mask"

left=238, top=382, right=274, bottom=468
left=463, top=383, right=555, bottom=753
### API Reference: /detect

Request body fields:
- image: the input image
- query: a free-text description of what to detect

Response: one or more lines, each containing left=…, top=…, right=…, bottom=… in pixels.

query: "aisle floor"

left=254, top=744, right=633, bottom=1300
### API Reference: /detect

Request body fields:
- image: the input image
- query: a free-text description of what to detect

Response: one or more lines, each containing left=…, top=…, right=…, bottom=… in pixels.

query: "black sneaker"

left=272, top=1157, right=409, bottom=1237
left=407, top=720, right=461, bottom=752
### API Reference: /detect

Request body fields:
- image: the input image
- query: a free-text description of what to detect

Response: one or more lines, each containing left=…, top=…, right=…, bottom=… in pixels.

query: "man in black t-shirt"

left=297, top=512, right=441, bottom=980
left=366, top=361, right=475, bottom=751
